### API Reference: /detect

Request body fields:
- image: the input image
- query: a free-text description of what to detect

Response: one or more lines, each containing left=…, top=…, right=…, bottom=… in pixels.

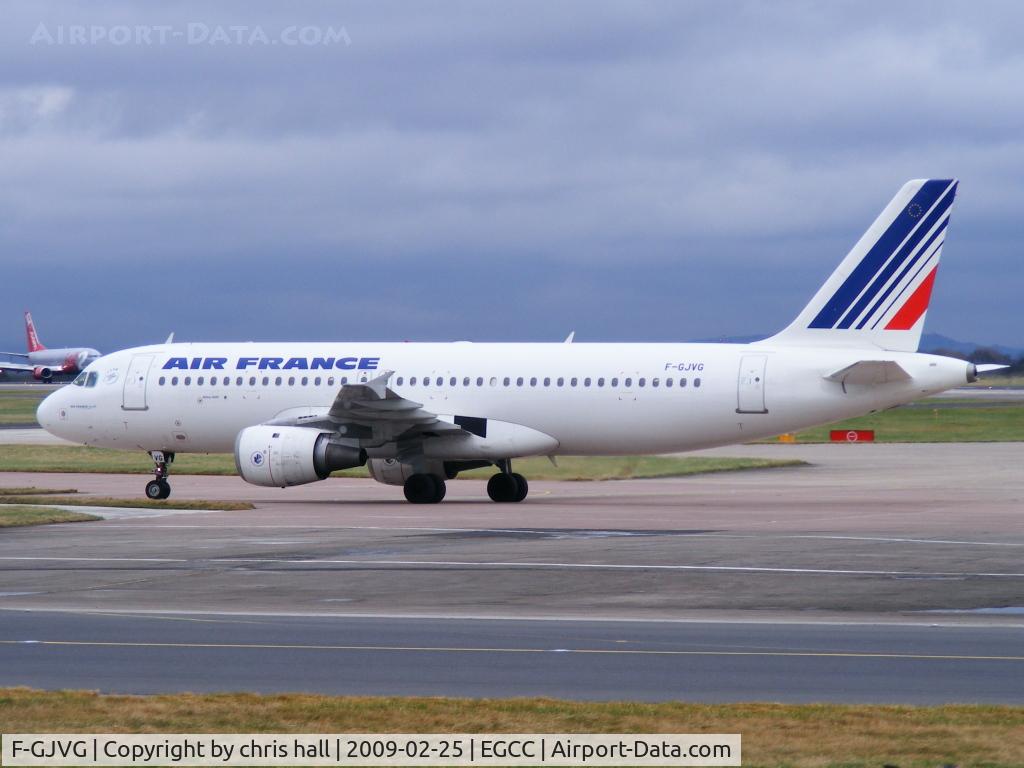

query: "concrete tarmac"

left=1, top=442, right=1022, bottom=702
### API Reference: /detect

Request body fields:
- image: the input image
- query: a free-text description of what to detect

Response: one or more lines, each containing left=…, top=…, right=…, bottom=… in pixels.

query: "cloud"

left=0, top=0, right=1022, bottom=350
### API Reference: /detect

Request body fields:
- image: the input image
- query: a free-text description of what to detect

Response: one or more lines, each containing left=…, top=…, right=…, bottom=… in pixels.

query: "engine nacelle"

left=235, top=426, right=366, bottom=487
left=32, top=366, right=52, bottom=382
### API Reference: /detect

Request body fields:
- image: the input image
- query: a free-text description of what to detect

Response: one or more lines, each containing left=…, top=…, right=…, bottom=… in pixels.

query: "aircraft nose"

left=36, top=391, right=61, bottom=431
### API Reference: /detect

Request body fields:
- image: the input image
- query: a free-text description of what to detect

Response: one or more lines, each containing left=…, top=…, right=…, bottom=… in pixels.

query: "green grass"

left=0, top=494, right=253, bottom=511
left=0, top=389, right=47, bottom=424
left=0, top=690, right=1022, bottom=767
left=0, top=445, right=802, bottom=480
left=772, top=403, right=1024, bottom=443
left=0, top=505, right=99, bottom=527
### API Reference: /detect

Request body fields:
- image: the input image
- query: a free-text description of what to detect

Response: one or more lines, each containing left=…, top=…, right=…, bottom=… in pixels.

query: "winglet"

left=165, top=332, right=175, bottom=344
left=364, top=370, right=394, bottom=399
left=564, top=331, right=575, bottom=344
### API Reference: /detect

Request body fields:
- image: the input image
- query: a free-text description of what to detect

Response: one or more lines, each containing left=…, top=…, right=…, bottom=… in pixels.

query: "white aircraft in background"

left=1, top=311, right=100, bottom=381
left=38, top=179, right=998, bottom=503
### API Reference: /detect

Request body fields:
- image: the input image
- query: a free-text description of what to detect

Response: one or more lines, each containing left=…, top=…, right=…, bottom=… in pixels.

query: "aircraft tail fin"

left=24, top=311, right=45, bottom=352
left=765, top=179, right=958, bottom=352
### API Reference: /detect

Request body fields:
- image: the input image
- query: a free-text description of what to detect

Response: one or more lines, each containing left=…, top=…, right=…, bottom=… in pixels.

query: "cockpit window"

left=86, top=372, right=99, bottom=387
left=72, top=372, right=88, bottom=386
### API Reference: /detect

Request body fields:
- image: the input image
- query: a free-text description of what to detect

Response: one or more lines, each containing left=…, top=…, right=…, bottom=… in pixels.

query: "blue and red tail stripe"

left=808, top=179, right=957, bottom=329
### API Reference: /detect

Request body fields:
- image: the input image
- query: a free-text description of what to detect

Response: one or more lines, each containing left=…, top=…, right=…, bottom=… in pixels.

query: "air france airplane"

left=38, top=179, right=992, bottom=504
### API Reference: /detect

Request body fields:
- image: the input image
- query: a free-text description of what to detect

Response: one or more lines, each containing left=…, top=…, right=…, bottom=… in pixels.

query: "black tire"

left=404, top=473, right=444, bottom=504
left=157, top=480, right=171, bottom=499
left=432, top=477, right=447, bottom=503
left=487, top=472, right=518, bottom=503
left=510, top=473, right=528, bottom=502
left=145, top=480, right=165, bottom=500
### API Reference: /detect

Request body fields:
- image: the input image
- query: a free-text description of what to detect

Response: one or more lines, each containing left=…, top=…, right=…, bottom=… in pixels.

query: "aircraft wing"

left=263, top=371, right=467, bottom=444
left=826, top=360, right=912, bottom=389
left=0, top=360, right=36, bottom=373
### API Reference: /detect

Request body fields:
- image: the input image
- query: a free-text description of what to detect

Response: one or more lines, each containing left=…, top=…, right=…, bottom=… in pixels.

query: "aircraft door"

left=736, top=354, right=768, bottom=414
left=122, top=354, right=155, bottom=410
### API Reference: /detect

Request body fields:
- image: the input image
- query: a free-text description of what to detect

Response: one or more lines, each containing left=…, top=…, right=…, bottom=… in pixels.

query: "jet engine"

left=235, top=426, right=366, bottom=487
left=32, top=366, right=53, bottom=382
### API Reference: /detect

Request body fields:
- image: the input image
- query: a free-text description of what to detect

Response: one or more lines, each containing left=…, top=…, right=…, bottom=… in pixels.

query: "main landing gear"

left=487, top=460, right=528, bottom=503
left=403, top=473, right=447, bottom=504
left=145, top=450, right=173, bottom=500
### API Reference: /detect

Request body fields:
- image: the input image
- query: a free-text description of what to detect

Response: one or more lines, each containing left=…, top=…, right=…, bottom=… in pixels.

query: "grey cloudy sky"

left=1, top=1, right=1022, bottom=352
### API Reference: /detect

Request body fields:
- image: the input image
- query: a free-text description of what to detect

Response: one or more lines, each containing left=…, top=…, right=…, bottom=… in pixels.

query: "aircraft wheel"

left=487, top=472, right=518, bottom=503
left=145, top=480, right=170, bottom=500
left=510, top=473, right=528, bottom=502
left=404, top=474, right=445, bottom=504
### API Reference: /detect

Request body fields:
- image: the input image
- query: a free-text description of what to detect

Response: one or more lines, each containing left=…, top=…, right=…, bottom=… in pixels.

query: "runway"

left=1, top=442, right=1022, bottom=702
left=3, top=609, right=1023, bottom=703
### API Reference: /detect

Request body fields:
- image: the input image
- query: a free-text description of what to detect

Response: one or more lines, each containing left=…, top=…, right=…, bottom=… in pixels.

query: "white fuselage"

left=38, top=341, right=971, bottom=457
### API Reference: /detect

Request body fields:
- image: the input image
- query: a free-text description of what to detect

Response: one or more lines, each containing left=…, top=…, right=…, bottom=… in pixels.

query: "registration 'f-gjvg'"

left=39, top=179, right=989, bottom=503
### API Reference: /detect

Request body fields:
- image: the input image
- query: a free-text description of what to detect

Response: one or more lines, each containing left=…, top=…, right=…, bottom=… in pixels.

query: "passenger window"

left=341, top=376, right=348, bottom=384
left=396, top=377, right=404, bottom=385
left=314, top=377, right=321, bottom=386
left=530, top=377, right=537, bottom=387
left=694, top=377, right=702, bottom=387
left=597, top=377, right=605, bottom=387
left=287, top=377, right=295, bottom=386
left=275, top=377, right=282, bottom=386
left=516, top=377, right=524, bottom=386
left=611, top=377, right=618, bottom=387
left=476, top=377, right=484, bottom=386
left=434, top=376, right=441, bottom=386
left=557, top=377, right=564, bottom=387
left=171, top=377, right=179, bottom=386
left=624, top=377, right=632, bottom=387
left=300, top=377, right=307, bottom=386
left=638, top=378, right=646, bottom=387
left=570, top=377, right=578, bottom=387
left=680, top=377, right=687, bottom=387
left=262, top=377, right=269, bottom=386
left=450, top=377, right=457, bottom=386
left=410, top=377, right=417, bottom=385
left=423, top=377, right=430, bottom=387
left=197, top=377, right=205, bottom=385
left=503, top=377, right=510, bottom=386
left=158, top=376, right=166, bottom=386
left=211, top=377, right=218, bottom=385
left=583, top=377, right=591, bottom=387
left=543, top=377, right=551, bottom=387
left=490, top=376, right=497, bottom=386
left=666, top=378, right=673, bottom=387
left=184, top=376, right=192, bottom=386
left=328, top=377, right=335, bottom=386
left=463, top=377, right=470, bottom=386
left=652, top=378, right=659, bottom=388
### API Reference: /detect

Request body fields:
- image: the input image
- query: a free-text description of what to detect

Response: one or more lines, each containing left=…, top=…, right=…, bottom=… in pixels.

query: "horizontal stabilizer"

left=826, top=360, right=911, bottom=388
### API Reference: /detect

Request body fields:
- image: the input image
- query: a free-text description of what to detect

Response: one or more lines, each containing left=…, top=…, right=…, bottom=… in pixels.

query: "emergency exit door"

left=736, top=354, right=768, bottom=414
left=122, top=354, right=154, bottom=410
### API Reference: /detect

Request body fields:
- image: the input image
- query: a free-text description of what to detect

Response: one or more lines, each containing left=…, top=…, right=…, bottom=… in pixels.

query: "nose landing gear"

left=145, top=450, right=173, bottom=500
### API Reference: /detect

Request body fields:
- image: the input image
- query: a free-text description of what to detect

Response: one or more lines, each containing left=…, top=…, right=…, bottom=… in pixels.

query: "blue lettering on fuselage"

left=163, top=356, right=381, bottom=372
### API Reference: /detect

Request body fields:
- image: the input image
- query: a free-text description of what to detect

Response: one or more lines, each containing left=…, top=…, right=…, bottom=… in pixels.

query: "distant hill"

left=919, top=333, right=1024, bottom=359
